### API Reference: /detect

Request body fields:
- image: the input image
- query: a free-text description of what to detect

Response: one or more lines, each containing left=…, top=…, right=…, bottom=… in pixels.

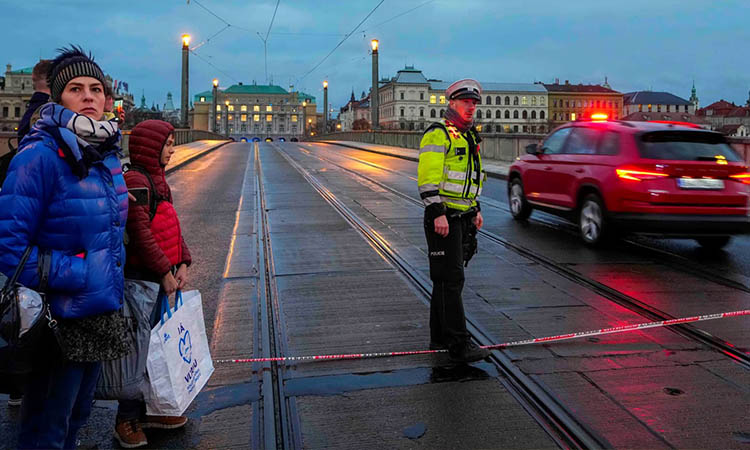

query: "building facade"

left=376, top=66, right=550, bottom=134
left=623, top=91, right=694, bottom=116
left=697, top=100, right=750, bottom=131
left=340, top=91, right=371, bottom=131
left=544, top=80, right=623, bottom=125
left=0, top=64, right=34, bottom=132
left=621, top=111, right=711, bottom=129
left=193, top=82, right=316, bottom=140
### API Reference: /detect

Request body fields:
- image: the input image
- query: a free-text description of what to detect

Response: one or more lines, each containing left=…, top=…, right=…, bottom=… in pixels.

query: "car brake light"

left=729, top=173, right=750, bottom=184
left=616, top=168, right=670, bottom=181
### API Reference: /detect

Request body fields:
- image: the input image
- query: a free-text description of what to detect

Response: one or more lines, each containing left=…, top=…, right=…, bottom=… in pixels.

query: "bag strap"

left=2, top=246, right=33, bottom=293
left=124, top=163, right=162, bottom=222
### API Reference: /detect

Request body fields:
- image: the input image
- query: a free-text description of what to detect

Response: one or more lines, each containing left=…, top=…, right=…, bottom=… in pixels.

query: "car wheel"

left=508, top=178, right=532, bottom=220
left=579, top=194, right=607, bottom=246
left=695, top=236, right=731, bottom=250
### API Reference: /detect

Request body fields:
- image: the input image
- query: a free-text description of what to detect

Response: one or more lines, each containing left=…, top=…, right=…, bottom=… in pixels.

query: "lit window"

left=430, top=95, right=436, bottom=104
left=571, top=113, right=576, bottom=120
left=266, top=105, right=272, bottom=112
left=254, top=114, right=260, bottom=122
left=228, top=105, right=234, bottom=112
left=266, top=114, right=272, bottom=122
left=522, top=96, right=527, bottom=105
left=216, top=115, right=221, bottom=121
left=531, top=96, right=537, bottom=106
left=439, top=95, right=446, bottom=104
left=241, top=105, right=247, bottom=112
left=291, top=115, right=297, bottom=122
left=199, top=96, right=206, bottom=102
left=241, top=114, right=247, bottom=121
left=228, top=115, right=233, bottom=121
left=253, top=105, right=260, bottom=112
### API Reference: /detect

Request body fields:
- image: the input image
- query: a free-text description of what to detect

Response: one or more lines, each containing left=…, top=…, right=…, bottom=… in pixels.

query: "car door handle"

left=544, top=166, right=553, bottom=171
left=575, top=169, right=584, bottom=173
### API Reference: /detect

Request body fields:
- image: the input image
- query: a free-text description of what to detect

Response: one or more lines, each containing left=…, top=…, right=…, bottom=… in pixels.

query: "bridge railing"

left=310, top=130, right=545, bottom=162
left=0, top=129, right=228, bottom=160
left=313, top=131, right=750, bottom=164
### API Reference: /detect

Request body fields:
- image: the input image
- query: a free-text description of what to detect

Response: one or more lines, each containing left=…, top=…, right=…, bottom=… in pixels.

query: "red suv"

left=507, top=120, right=750, bottom=248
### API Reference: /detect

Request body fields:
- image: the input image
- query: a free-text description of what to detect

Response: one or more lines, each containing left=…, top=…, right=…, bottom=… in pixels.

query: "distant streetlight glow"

left=371, top=39, right=379, bottom=52
left=212, top=78, right=219, bottom=87
left=182, top=34, right=191, bottom=48
left=323, top=80, right=328, bottom=88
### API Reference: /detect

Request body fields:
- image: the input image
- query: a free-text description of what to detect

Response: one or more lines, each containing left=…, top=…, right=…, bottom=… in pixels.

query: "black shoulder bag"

left=0, top=246, right=56, bottom=352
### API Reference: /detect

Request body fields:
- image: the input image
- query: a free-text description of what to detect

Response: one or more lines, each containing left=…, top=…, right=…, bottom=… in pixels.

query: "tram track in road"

left=290, top=142, right=750, bottom=369
left=274, top=143, right=608, bottom=449
left=254, top=143, right=302, bottom=449
left=309, top=141, right=750, bottom=293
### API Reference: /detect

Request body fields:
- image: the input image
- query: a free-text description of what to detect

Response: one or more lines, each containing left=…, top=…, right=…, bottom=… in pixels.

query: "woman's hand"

left=174, top=264, right=188, bottom=289
left=161, top=272, right=178, bottom=295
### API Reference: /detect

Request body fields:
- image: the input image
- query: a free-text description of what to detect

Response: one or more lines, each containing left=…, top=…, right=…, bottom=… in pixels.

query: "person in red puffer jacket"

left=115, top=119, right=192, bottom=448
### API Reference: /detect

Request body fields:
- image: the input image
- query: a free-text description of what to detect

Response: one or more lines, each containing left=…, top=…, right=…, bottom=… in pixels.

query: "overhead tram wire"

left=189, top=49, right=241, bottom=84
left=361, top=0, right=436, bottom=33
left=296, top=0, right=385, bottom=84
left=265, top=0, right=281, bottom=41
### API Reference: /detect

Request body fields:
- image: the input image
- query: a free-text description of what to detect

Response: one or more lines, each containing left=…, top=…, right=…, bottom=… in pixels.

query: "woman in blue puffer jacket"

left=0, top=46, right=130, bottom=449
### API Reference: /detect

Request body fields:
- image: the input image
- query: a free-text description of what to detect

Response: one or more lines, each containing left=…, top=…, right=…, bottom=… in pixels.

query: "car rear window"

left=638, top=131, right=742, bottom=162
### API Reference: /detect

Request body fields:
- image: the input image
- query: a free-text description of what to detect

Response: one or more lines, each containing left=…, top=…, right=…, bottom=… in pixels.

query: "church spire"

left=689, top=80, right=699, bottom=111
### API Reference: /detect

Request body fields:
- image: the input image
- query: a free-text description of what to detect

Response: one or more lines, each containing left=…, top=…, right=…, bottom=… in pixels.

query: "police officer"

left=418, top=79, right=489, bottom=363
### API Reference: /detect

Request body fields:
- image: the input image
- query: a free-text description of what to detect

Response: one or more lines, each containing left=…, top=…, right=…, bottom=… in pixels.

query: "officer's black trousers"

left=424, top=212, right=472, bottom=348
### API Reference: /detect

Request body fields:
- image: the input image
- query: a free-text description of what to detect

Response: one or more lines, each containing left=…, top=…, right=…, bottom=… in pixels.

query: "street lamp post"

left=323, top=80, right=328, bottom=134
left=302, top=100, right=307, bottom=138
left=223, top=100, right=229, bottom=138
left=371, top=39, right=379, bottom=130
left=211, top=78, right=218, bottom=133
left=180, top=34, right=190, bottom=129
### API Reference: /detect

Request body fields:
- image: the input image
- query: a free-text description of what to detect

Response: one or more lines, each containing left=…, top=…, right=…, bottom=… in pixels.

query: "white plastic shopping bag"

left=145, top=290, right=214, bottom=416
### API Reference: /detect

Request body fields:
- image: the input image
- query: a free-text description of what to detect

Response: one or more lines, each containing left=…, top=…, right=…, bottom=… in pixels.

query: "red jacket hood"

left=127, top=120, right=174, bottom=196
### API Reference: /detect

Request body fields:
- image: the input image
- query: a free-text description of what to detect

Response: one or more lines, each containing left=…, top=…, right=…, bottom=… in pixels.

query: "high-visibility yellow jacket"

left=418, top=119, right=485, bottom=216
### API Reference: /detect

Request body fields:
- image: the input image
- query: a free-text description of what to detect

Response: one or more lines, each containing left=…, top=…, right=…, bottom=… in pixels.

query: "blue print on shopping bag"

left=177, top=323, right=192, bottom=364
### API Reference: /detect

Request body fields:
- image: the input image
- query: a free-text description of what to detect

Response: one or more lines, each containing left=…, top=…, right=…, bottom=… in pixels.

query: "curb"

left=319, top=140, right=509, bottom=180
left=166, top=140, right=232, bottom=175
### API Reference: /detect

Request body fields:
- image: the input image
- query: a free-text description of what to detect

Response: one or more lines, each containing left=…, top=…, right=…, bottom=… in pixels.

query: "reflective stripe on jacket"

left=417, top=119, right=484, bottom=211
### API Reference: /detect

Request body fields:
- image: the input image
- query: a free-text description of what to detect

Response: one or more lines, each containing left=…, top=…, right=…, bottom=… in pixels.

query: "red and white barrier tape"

left=214, top=309, right=750, bottom=364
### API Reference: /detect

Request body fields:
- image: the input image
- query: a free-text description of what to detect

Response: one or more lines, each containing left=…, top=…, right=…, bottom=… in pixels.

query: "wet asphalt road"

left=1, top=140, right=748, bottom=449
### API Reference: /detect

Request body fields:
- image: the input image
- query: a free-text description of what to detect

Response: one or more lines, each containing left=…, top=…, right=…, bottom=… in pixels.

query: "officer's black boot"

left=449, top=340, right=490, bottom=363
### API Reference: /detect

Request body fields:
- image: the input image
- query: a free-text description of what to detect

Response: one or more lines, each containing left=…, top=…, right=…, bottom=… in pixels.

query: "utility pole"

left=211, top=78, right=218, bottom=133
left=323, top=80, right=328, bottom=133
left=371, top=39, right=379, bottom=130
left=257, top=32, right=268, bottom=84
left=180, top=34, right=191, bottom=128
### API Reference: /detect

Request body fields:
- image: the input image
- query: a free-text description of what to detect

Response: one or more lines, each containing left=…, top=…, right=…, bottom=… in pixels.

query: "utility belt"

left=446, top=206, right=478, bottom=219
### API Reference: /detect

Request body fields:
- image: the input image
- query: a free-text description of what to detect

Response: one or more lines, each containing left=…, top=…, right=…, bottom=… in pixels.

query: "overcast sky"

left=2, top=0, right=749, bottom=113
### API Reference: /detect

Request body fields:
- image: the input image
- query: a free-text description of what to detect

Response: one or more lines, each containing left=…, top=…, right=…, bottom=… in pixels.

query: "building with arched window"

left=544, top=79, right=623, bottom=125
left=193, top=81, right=315, bottom=140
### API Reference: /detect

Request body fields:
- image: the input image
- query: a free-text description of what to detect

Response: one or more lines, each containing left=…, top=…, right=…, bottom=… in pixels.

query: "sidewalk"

left=320, top=140, right=511, bottom=180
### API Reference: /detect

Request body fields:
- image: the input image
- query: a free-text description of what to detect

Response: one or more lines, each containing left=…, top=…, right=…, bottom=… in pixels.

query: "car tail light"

left=616, top=168, right=670, bottom=181
left=729, top=173, right=750, bottom=184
